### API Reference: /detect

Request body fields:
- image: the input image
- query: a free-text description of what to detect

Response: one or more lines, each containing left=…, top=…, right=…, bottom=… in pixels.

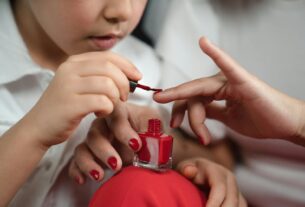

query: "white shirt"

left=0, top=0, right=162, bottom=206
left=154, top=0, right=305, bottom=206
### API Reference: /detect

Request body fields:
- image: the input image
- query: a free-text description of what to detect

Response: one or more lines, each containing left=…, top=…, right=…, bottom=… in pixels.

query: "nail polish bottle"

left=133, top=119, right=173, bottom=172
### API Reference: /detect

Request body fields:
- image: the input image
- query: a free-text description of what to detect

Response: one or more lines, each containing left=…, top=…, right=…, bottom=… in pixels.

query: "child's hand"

left=68, top=102, right=161, bottom=183
left=23, top=52, right=142, bottom=149
left=154, top=37, right=305, bottom=145
left=177, top=158, right=247, bottom=207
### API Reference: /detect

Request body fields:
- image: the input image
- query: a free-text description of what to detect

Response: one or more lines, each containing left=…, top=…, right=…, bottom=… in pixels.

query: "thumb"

left=199, top=36, right=250, bottom=85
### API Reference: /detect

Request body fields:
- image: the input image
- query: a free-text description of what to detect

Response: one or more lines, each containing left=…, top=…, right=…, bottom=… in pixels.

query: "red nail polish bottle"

left=133, top=119, right=173, bottom=172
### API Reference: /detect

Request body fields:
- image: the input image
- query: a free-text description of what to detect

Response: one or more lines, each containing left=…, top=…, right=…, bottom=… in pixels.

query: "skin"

left=0, top=0, right=146, bottom=205
left=0, top=1, right=245, bottom=206
left=154, top=37, right=305, bottom=147
left=69, top=103, right=246, bottom=207
left=177, top=158, right=247, bottom=207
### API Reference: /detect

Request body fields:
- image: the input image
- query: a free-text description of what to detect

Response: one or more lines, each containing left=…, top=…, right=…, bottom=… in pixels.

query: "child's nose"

left=103, top=0, right=132, bottom=23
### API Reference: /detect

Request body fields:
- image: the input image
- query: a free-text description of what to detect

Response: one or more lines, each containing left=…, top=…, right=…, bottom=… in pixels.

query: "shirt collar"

left=0, top=0, right=42, bottom=85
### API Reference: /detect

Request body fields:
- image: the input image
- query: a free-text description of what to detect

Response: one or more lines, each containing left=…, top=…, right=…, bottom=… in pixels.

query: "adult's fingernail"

left=90, top=170, right=100, bottom=181
left=75, top=176, right=81, bottom=184
left=129, top=138, right=140, bottom=151
left=170, top=118, right=175, bottom=128
left=107, top=156, right=117, bottom=170
left=198, top=136, right=205, bottom=145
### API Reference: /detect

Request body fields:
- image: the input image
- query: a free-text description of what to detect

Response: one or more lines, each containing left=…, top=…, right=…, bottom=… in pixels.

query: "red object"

left=90, top=170, right=99, bottom=181
left=89, top=166, right=207, bottom=207
left=128, top=138, right=140, bottom=151
left=136, top=119, right=173, bottom=168
left=136, top=83, right=163, bottom=92
left=129, top=81, right=163, bottom=93
left=107, top=156, right=117, bottom=170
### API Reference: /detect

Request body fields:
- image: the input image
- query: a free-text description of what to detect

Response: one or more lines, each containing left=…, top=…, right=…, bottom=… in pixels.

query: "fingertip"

left=75, top=175, right=85, bottom=185
left=152, top=91, right=168, bottom=103
left=120, top=94, right=128, bottom=102
left=199, top=36, right=211, bottom=51
left=89, top=169, right=104, bottom=181
left=182, top=165, right=198, bottom=179
left=128, top=137, right=141, bottom=152
left=131, top=67, right=142, bottom=81
left=169, top=118, right=175, bottom=128
left=107, top=156, right=122, bottom=172
left=170, top=115, right=183, bottom=129
left=197, top=130, right=211, bottom=146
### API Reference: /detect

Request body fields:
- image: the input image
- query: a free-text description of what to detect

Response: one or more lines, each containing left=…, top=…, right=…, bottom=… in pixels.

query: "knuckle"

left=104, top=60, right=114, bottom=69
left=103, top=77, right=115, bottom=90
left=90, top=95, right=114, bottom=115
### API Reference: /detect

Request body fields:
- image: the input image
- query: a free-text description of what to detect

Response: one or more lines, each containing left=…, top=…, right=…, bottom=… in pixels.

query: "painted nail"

left=90, top=170, right=100, bottom=181
left=75, top=176, right=81, bottom=184
left=198, top=136, right=205, bottom=145
left=170, top=118, right=174, bottom=128
left=129, top=138, right=140, bottom=151
left=107, top=156, right=117, bottom=170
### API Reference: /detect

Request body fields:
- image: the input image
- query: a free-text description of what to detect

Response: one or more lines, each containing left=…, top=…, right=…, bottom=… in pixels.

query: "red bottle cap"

left=147, top=119, right=162, bottom=136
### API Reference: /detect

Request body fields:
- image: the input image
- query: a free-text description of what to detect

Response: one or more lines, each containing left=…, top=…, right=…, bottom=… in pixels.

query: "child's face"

left=27, top=0, right=148, bottom=54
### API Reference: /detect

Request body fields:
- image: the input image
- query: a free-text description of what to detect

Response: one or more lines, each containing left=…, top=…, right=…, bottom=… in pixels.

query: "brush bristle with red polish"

left=129, top=81, right=163, bottom=92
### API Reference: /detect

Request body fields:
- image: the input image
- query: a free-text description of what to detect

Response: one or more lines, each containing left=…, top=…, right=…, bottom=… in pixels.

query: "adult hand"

left=154, top=37, right=305, bottom=146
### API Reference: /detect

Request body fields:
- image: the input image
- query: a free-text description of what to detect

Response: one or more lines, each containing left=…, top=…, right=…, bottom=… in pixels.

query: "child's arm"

left=154, top=37, right=305, bottom=147
left=0, top=51, right=141, bottom=206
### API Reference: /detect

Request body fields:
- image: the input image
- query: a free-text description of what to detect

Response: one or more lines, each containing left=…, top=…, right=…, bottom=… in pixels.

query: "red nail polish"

left=198, top=136, right=205, bottom=145
left=129, top=138, right=140, bottom=151
left=170, top=118, right=174, bottom=128
left=75, top=176, right=81, bottom=184
left=133, top=119, right=173, bottom=172
left=90, top=170, right=99, bottom=181
left=107, top=156, right=117, bottom=170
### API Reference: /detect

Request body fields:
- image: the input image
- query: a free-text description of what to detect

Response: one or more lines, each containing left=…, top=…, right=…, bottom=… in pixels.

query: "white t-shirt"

left=0, top=0, right=162, bottom=206
left=155, top=0, right=305, bottom=206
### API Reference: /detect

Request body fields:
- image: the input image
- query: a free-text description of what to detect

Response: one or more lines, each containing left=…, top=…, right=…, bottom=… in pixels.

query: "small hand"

left=69, top=102, right=162, bottom=183
left=177, top=158, right=247, bottom=207
left=24, top=51, right=142, bottom=148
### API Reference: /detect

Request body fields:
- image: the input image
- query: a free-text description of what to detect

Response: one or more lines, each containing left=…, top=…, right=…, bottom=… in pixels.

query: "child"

left=0, top=0, right=244, bottom=206
left=0, top=0, right=144, bottom=206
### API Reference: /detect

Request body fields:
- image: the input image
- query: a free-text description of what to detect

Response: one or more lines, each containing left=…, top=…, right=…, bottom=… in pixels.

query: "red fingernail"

left=198, top=136, right=205, bottom=145
left=170, top=118, right=174, bottom=128
left=75, top=176, right=81, bottom=184
left=129, top=138, right=140, bottom=151
left=90, top=170, right=100, bottom=180
left=107, top=156, right=117, bottom=170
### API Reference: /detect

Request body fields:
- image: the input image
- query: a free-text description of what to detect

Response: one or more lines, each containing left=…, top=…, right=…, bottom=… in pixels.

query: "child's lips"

left=90, top=35, right=119, bottom=50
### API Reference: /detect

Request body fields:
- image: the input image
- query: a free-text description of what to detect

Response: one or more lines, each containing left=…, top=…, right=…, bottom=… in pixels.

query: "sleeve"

left=0, top=86, right=23, bottom=137
left=0, top=121, right=13, bottom=136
